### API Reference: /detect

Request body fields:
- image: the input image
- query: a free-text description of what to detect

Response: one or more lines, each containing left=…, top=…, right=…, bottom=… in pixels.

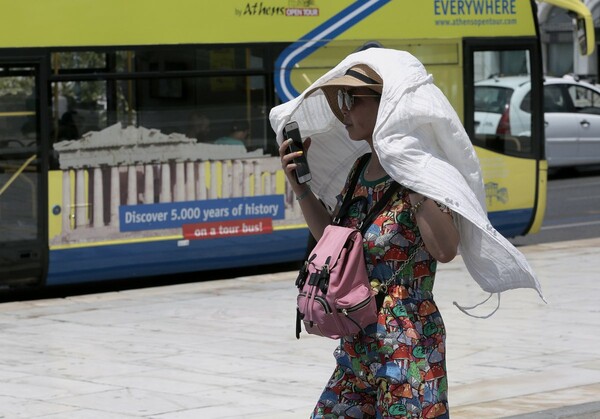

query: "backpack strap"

left=333, top=153, right=371, bottom=225
left=333, top=153, right=401, bottom=234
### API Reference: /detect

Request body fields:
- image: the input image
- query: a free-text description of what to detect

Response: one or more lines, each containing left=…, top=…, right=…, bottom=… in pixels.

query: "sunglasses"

left=337, top=89, right=381, bottom=111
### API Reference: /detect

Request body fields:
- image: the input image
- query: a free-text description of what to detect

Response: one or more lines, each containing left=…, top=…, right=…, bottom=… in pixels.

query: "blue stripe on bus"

left=488, top=208, right=533, bottom=238
left=46, top=229, right=310, bottom=286
left=46, top=207, right=532, bottom=286
left=275, top=0, right=391, bottom=101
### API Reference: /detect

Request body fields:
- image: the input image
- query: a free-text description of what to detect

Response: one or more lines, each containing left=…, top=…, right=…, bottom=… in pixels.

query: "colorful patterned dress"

left=311, top=158, right=450, bottom=419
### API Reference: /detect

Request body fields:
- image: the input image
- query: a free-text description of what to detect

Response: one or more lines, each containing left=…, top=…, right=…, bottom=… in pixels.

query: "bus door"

left=464, top=39, right=545, bottom=237
left=0, top=58, right=48, bottom=287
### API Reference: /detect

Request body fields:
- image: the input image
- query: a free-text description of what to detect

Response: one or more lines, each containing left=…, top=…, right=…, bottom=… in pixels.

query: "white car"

left=475, top=75, right=600, bottom=168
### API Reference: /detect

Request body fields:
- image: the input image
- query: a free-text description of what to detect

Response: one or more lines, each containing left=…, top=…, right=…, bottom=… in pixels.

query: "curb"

left=504, top=401, right=600, bottom=418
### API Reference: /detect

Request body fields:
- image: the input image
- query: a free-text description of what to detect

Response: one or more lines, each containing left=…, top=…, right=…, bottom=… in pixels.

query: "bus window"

left=0, top=66, right=39, bottom=241
left=472, top=49, right=533, bottom=156
left=51, top=81, right=106, bottom=141
left=49, top=46, right=273, bottom=162
left=568, top=85, right=600, bottom=113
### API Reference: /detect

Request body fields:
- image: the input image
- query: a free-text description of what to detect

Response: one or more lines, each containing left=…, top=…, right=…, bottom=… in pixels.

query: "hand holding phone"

left=283, top=121, right=312, bottom=184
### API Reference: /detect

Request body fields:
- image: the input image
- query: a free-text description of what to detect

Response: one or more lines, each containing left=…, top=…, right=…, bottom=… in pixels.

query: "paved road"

left=511, top=171, right=600, bottom=247
left=0, top=238, right=599, bottom=418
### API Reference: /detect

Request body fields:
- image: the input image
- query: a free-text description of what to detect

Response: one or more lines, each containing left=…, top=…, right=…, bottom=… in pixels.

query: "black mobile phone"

left=283, top=121, right=312, bottom=184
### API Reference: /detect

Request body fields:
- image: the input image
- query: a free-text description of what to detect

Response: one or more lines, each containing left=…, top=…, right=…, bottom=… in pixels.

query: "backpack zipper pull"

left=296, top=253, right=316, bottom=289
left=318, top=256, right=331, bottom=294
left=342, top=308, right=367, bottom=335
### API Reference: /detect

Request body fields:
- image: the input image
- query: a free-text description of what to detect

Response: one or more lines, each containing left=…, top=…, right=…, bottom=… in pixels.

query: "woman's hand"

left=277, top=136, right=330, bottom=240
left=279, top=137, right=312, bottom=193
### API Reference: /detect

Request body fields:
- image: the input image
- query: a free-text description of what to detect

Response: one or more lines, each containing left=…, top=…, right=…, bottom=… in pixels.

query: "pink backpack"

left=295, top=154, right=399, bottom=339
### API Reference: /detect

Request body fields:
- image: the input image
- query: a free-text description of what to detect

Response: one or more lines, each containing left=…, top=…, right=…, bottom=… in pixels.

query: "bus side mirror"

left=576, top=16, right=594, bottom=56
left=569, top=12, right=596, bottom=55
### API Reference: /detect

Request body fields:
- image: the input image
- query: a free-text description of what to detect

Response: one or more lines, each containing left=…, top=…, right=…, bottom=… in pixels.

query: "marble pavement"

left=0, top=237, right=599, bottom=418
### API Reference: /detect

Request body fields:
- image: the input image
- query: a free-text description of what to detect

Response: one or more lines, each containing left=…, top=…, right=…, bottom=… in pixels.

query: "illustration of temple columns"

left=209, top=162, right=218, bottom=199
left=253, top=161, right=261, bottom=195
left=196, top=162, right=207, bottom=199
left=160, top=162, right=171, bottom=202
left=174, top=161, right=185, bottom=202
left=50, top=124, right=282, bottom=244
left=243, top=161, right=251, bottom=196
left=185, top=162, right=195, bottom=201
left=75, top=169, right=88, bottom=227
left=110, top=166, right=120, bottom=226
left=221, top=160, right=231, bottom=198
left=127, top=165, right=137, bottom=205
left=232, top=160, right=243, bottom=197
left=93, top=167, right=104, bottom=227
left=144, top=164, right=154, bottom=204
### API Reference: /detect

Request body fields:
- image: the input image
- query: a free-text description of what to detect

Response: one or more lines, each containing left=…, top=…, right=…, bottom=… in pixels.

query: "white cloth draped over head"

left=269, top=48, right=544, bottom=309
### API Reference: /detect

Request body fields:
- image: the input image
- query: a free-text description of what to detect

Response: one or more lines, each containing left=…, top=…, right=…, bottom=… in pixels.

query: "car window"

left=567, top=85, right=600, bottom=115
left=543, top=85, right=569, bottom=113
left=520, top=91, right=531, bottom=113
left=475, top=86, right=513, bottom=113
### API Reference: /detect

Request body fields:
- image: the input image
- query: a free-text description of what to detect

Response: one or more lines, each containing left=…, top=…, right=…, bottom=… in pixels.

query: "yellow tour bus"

left=0, top=0, right=593, bottom=288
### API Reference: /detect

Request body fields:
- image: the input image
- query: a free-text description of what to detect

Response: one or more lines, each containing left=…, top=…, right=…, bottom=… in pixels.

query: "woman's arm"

left=408, top=192, right=460, bottom=263
left=279, top=138, right=332, bottom=240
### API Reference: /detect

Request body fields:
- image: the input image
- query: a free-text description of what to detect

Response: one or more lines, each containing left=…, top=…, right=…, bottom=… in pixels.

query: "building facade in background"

left=539, top=0, right=600, bottom=80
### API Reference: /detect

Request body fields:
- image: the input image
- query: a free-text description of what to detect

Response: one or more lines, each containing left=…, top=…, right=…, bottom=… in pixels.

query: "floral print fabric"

left=311, top=159, right=450, bottom=419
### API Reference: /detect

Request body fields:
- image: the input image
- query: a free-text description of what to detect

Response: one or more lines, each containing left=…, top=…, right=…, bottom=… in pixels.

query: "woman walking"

left=271, top=48, right=543, bottom=418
